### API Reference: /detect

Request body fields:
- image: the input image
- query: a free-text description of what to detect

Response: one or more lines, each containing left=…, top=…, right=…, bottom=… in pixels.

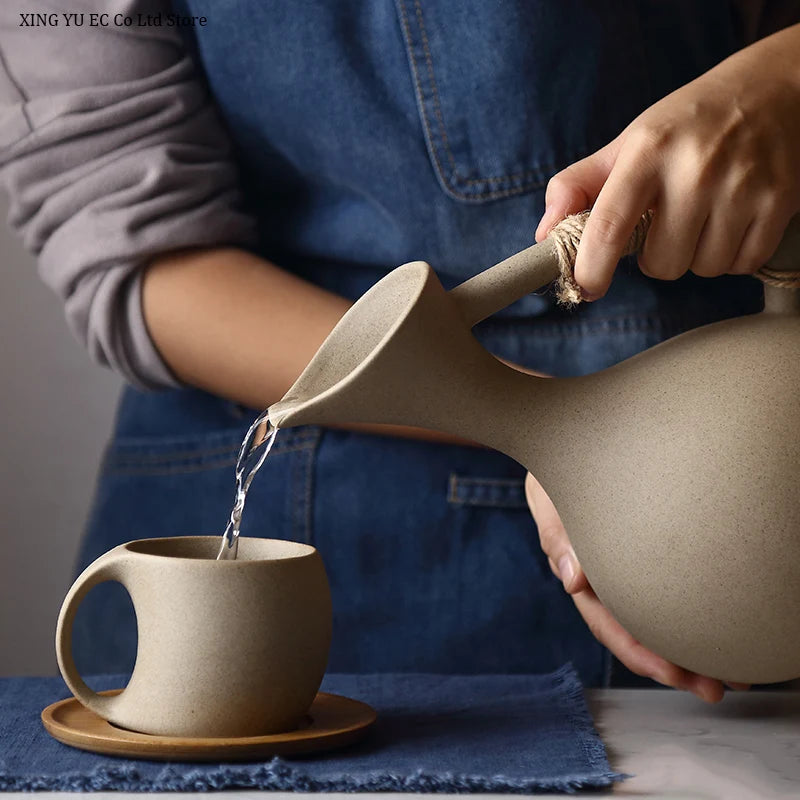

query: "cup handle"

left=55, top=547, right=131, bottom=720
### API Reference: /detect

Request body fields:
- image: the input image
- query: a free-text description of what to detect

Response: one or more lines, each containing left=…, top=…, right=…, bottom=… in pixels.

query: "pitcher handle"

left=449, top=212, right=800, bottom=329
left=55, top=547, right=132, bottom=719
left=449, top=237, right=560, bottom=329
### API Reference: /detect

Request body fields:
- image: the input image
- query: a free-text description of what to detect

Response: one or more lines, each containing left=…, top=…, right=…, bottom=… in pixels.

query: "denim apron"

left=72, top=1, right=764, bottom=685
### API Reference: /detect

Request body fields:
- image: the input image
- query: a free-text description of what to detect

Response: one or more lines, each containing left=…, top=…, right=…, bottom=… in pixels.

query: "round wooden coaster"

left=41, top=690, right=377, bottom=761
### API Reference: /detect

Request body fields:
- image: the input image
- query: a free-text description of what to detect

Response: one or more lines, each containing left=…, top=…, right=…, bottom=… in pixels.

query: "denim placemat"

left=0, top=666, right=626, bottom=793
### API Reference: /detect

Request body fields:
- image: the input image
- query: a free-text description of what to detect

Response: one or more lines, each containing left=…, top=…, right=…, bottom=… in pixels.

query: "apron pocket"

left=394, top=0, right=649, bottom=202
left=447, top=474, right=528, bottom=509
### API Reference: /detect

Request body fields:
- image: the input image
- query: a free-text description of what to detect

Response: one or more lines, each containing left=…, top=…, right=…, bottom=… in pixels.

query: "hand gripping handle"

left=450, top=212, right=800, bottom=329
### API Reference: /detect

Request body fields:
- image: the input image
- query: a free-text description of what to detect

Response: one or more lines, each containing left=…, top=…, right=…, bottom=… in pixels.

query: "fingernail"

left=524, top=476, right=536, bottom=514
left=698, top=683, right=723, bottom=703
left=558, top=554, right=575, bottom=589
left=536, top=212, right=554, bottom=241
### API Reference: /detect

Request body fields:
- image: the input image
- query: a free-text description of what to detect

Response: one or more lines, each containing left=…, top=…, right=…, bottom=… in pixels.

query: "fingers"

left=686, top=163, right=759, bottom=277
left=571, top=588, right=726, bottom=704
left=535, top=141, right=620, bottom=242
left=730, top=206, right=795, bottom=274
left=524, top=474, right=589, bottom=594
left=687, top=210, right=748, bottom=278
left=572, top=141, right=658, bottom=299
left=638, top=164, right=709, bottom=280
left=689, top=165, right=791, bottom=276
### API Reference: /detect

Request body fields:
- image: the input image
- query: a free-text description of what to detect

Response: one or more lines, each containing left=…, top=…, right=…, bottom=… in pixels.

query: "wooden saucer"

left=41, top=690, right=376, bottom=761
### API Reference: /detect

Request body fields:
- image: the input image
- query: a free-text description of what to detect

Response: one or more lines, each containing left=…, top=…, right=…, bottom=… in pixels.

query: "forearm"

left=143, top=247, right=349, bottom=408
left=142, top=247, right=479, bottom=444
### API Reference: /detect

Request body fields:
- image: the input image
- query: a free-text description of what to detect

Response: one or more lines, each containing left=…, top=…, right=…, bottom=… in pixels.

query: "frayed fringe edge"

left=0, top=760, right=629, bottom=794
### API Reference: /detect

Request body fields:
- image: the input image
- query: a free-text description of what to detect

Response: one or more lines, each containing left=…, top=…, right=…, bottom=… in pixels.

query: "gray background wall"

left=0, top=196, right=122, bottom=676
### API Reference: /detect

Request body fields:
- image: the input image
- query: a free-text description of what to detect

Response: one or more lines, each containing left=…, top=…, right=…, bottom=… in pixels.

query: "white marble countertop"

left=6, top=688, right=800, bottom=799
left=587, top=688, right=800, bottom=798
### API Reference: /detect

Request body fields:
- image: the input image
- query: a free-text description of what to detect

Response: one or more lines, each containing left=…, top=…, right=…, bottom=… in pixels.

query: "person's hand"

left=534, top=24, right=800, bottom=300
left=524, top=473, right=751, bottom=702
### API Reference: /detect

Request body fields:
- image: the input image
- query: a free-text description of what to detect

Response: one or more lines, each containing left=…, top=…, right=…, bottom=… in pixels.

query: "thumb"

left=535, top=138, right=620, bottom=242
left=524, top=473, right=589, bottom=594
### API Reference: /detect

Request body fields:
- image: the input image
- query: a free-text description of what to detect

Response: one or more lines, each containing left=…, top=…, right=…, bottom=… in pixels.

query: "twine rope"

left=548, top=210, right=800, bottom=306
left=754, top=265, right=800, bottom=290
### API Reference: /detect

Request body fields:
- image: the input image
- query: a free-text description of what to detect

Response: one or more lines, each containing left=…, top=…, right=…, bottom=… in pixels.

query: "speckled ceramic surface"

left=269, top=217, right=800, bottom=684
left=56, top=536, right=332, bottom=737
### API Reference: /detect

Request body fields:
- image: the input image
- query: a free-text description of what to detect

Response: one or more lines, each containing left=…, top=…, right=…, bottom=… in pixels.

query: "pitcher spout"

left=268, top=261, right=559, bottom=464
left=268, top=260, right=435, bottom=430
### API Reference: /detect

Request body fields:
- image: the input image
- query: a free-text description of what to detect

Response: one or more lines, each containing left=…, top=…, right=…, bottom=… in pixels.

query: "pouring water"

left=217, top=410, right=279, bottom=560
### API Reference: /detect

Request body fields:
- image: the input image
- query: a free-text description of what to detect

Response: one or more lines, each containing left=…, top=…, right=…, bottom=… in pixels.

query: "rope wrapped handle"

left=548, top=210, right=800, bottom=306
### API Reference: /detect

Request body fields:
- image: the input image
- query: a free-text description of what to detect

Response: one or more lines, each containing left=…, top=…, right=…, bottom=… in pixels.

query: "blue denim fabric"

left=72, top=2, right=769, bottom=683
left=0, top=671, right=625, bottom=792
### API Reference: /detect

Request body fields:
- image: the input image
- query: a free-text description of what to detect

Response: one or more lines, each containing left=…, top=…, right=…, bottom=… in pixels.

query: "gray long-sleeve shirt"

left=0, top=1, right=255, bottom=389
left=0, top=1, right=794, bottom=390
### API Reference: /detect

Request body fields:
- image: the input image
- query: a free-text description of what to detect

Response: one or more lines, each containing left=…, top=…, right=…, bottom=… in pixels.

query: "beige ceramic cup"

left=56, top=536, right=332, bottom=738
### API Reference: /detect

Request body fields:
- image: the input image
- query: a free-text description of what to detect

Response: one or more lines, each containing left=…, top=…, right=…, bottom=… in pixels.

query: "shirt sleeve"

left=0, top=1, right=257, bottom=389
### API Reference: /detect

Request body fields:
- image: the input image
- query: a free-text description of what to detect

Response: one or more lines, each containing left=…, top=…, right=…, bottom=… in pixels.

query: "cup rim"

left=120, top=536, right=317, bottom=563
